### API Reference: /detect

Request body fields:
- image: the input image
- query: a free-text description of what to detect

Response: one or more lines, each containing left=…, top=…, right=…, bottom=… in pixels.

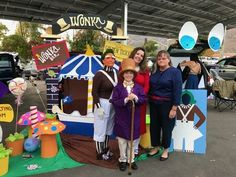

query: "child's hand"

left=128, top=93, right=138, bottom=102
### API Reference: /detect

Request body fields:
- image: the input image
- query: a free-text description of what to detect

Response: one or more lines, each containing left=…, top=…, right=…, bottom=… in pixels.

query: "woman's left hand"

left=169, top=109, right=176, bottom=119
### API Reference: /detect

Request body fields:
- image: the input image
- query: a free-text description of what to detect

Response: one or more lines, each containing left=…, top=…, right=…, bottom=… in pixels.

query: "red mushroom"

left=33, top=120, right=65, bottom=158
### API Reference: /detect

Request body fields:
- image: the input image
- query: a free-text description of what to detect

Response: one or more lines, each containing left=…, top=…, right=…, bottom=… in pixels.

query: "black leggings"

left=149, top=101, right=176, bottom=149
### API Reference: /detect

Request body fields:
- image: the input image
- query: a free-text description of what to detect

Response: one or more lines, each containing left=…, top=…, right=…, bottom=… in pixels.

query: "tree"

left=1, top=34, right=30, bottom=63
left=144, top=40, right=159, bottom=57
left=69, top=29, right=105, bottom=53
left=0, top=23, right=8, bottom=41
left=15, top=22, right=43, bottom=46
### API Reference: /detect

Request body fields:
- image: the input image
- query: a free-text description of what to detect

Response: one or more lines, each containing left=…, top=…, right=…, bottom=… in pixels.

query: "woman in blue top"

left=148, top=50, right=182, bottom=161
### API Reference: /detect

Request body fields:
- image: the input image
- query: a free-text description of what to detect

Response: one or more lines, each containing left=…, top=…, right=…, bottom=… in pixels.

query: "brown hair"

left=129, top=47, right=147, bottom=72
left=152, top=50, right=172, bottom=73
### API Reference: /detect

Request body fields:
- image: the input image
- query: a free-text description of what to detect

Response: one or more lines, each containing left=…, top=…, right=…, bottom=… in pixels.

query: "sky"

left=0, top=19, right=17, bottom=35
left=0, top=19, right=73, bottom=40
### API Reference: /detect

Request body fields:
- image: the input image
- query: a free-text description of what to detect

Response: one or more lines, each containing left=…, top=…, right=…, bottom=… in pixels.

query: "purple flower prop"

left=0, top=81, right=9, bottom=98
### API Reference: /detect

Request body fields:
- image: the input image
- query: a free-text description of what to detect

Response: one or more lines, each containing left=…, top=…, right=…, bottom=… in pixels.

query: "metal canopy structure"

left=1, top=0, right=236, bottom=39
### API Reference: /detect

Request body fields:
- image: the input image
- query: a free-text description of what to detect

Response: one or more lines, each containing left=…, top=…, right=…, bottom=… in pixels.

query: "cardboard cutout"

left=172, top=90, right=207, bottom=154
left=52, top=14, right=117, bottom=35
left=208, top=23, right=225, bottom=52
left=57, top=45, right=119, bottom=136
left=179, top=21, right=198, bottom=50
left=0, top=104, right=14, bottom=142
left=0, top=81, right=9, bottom=99
left=32, top=40, right=69, bottom=70
left=8, top=78, right=27, bottom=133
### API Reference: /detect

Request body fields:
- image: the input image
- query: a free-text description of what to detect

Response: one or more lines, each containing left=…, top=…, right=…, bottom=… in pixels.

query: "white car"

left=210, top=57, right=236, bottom=81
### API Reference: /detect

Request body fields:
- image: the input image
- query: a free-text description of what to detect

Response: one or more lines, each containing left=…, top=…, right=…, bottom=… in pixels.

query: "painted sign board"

left=32, top=40, right=69, bottom=70
left=52, top=14, right=117, bottom=35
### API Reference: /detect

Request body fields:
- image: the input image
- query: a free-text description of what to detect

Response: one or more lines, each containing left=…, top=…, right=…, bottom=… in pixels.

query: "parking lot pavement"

left=1, top=81, right=236, bottom=177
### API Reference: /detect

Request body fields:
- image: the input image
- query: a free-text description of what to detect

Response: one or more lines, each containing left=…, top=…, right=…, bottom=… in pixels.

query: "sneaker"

left=106, top=150, right=113, bottom=157
left=118, top=162, right=127, bottom=171
left=97, top=153, right=111, bottom=160
left=104, top=148, right=113, bottom=157
left=128, top=162, right=138, bottom=170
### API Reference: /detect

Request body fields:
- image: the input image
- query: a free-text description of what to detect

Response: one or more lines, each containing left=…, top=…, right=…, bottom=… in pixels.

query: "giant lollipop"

left=8, top=78, right=27, bottom=132
left=8, top=77, right=27, bottom=96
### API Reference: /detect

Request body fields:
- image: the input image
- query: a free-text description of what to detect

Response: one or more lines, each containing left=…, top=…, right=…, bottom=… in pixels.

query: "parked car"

left=0, top=52, right=22, bottom=83
left=22, top=60, right=45, bottom=80
left=167, top=42, right=214, bottom=95
left=209, top=57, right=236, bottom=81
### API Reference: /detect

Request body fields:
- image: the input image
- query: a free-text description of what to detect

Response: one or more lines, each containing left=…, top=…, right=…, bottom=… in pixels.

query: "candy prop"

left=208, top=23, right=225, bottom=52
left=26, top=164, right=41, bottom=170
left=8, top=78, right=27, bottom=96
left=179, top=21, right=198, bottom=50
left=0, top=81, right=9, bottom=99
left=33, top=120, right=65, bottom=158
left=62, top=96, right=73, bottom=104
left=24, top=137, right=40, bottom=152
left=18, top=106, right=45, bottom=137
left=8, top=78, right=27, bottom=133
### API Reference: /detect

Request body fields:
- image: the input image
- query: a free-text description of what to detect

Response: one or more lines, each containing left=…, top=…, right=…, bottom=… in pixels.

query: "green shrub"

left=0, top=143, right=12, bottom=159
left=5, top=132, right=24, bottom=142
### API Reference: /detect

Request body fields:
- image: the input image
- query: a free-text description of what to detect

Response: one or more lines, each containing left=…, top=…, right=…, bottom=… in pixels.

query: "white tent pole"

left=121, top=0, right=128, bottom=45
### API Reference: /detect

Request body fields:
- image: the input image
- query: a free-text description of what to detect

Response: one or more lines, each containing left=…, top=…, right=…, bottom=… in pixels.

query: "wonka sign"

left=32, top=41, right=69, bottom=70
left=52, top=14, right=117, bottom=35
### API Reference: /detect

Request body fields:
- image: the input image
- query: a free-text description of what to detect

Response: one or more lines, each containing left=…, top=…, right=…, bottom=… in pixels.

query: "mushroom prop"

left=33, top=120, right=65, bottom=158
left=18, top=106, right=45, bottom=137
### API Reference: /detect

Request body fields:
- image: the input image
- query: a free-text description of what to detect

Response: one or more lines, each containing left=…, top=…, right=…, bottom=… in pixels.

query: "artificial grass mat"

left=3, top=134, right=83, bottom=177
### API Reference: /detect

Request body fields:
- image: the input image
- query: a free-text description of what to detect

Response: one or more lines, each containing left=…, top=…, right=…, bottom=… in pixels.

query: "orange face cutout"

left=103, top=53, right=115, bottom=67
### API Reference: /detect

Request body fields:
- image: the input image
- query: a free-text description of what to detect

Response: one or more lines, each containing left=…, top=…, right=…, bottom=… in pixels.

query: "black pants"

left=149, top=101, right=175, bottom=149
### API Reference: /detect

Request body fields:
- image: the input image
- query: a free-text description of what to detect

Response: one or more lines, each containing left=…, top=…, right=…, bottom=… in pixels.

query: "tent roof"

left=1, top=0, right=236, bottom=39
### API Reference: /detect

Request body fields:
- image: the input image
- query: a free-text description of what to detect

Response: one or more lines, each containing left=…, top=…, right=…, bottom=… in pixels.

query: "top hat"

left=103, top=21, right=114, bottom=34
left=57, top=18, right=71, bottom=31
left=119, top=58, right=137, bottom=76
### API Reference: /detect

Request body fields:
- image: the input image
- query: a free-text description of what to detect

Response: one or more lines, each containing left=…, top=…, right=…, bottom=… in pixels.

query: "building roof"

left=0, top=0, right=236, bottom=39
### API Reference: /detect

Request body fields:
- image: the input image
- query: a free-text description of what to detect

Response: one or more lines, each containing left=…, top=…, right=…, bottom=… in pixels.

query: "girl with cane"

left=111, top=58, right=146, bottom=172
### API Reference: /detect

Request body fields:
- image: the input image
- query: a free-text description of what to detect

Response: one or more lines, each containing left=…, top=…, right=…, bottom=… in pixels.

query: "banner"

left=103, top=41, right=134, bottom=62
left=32, top=41, right=69, bottom=70
left=52, top=14, right=117, bottom=35
left=0, top=104, right=14, bottom=123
